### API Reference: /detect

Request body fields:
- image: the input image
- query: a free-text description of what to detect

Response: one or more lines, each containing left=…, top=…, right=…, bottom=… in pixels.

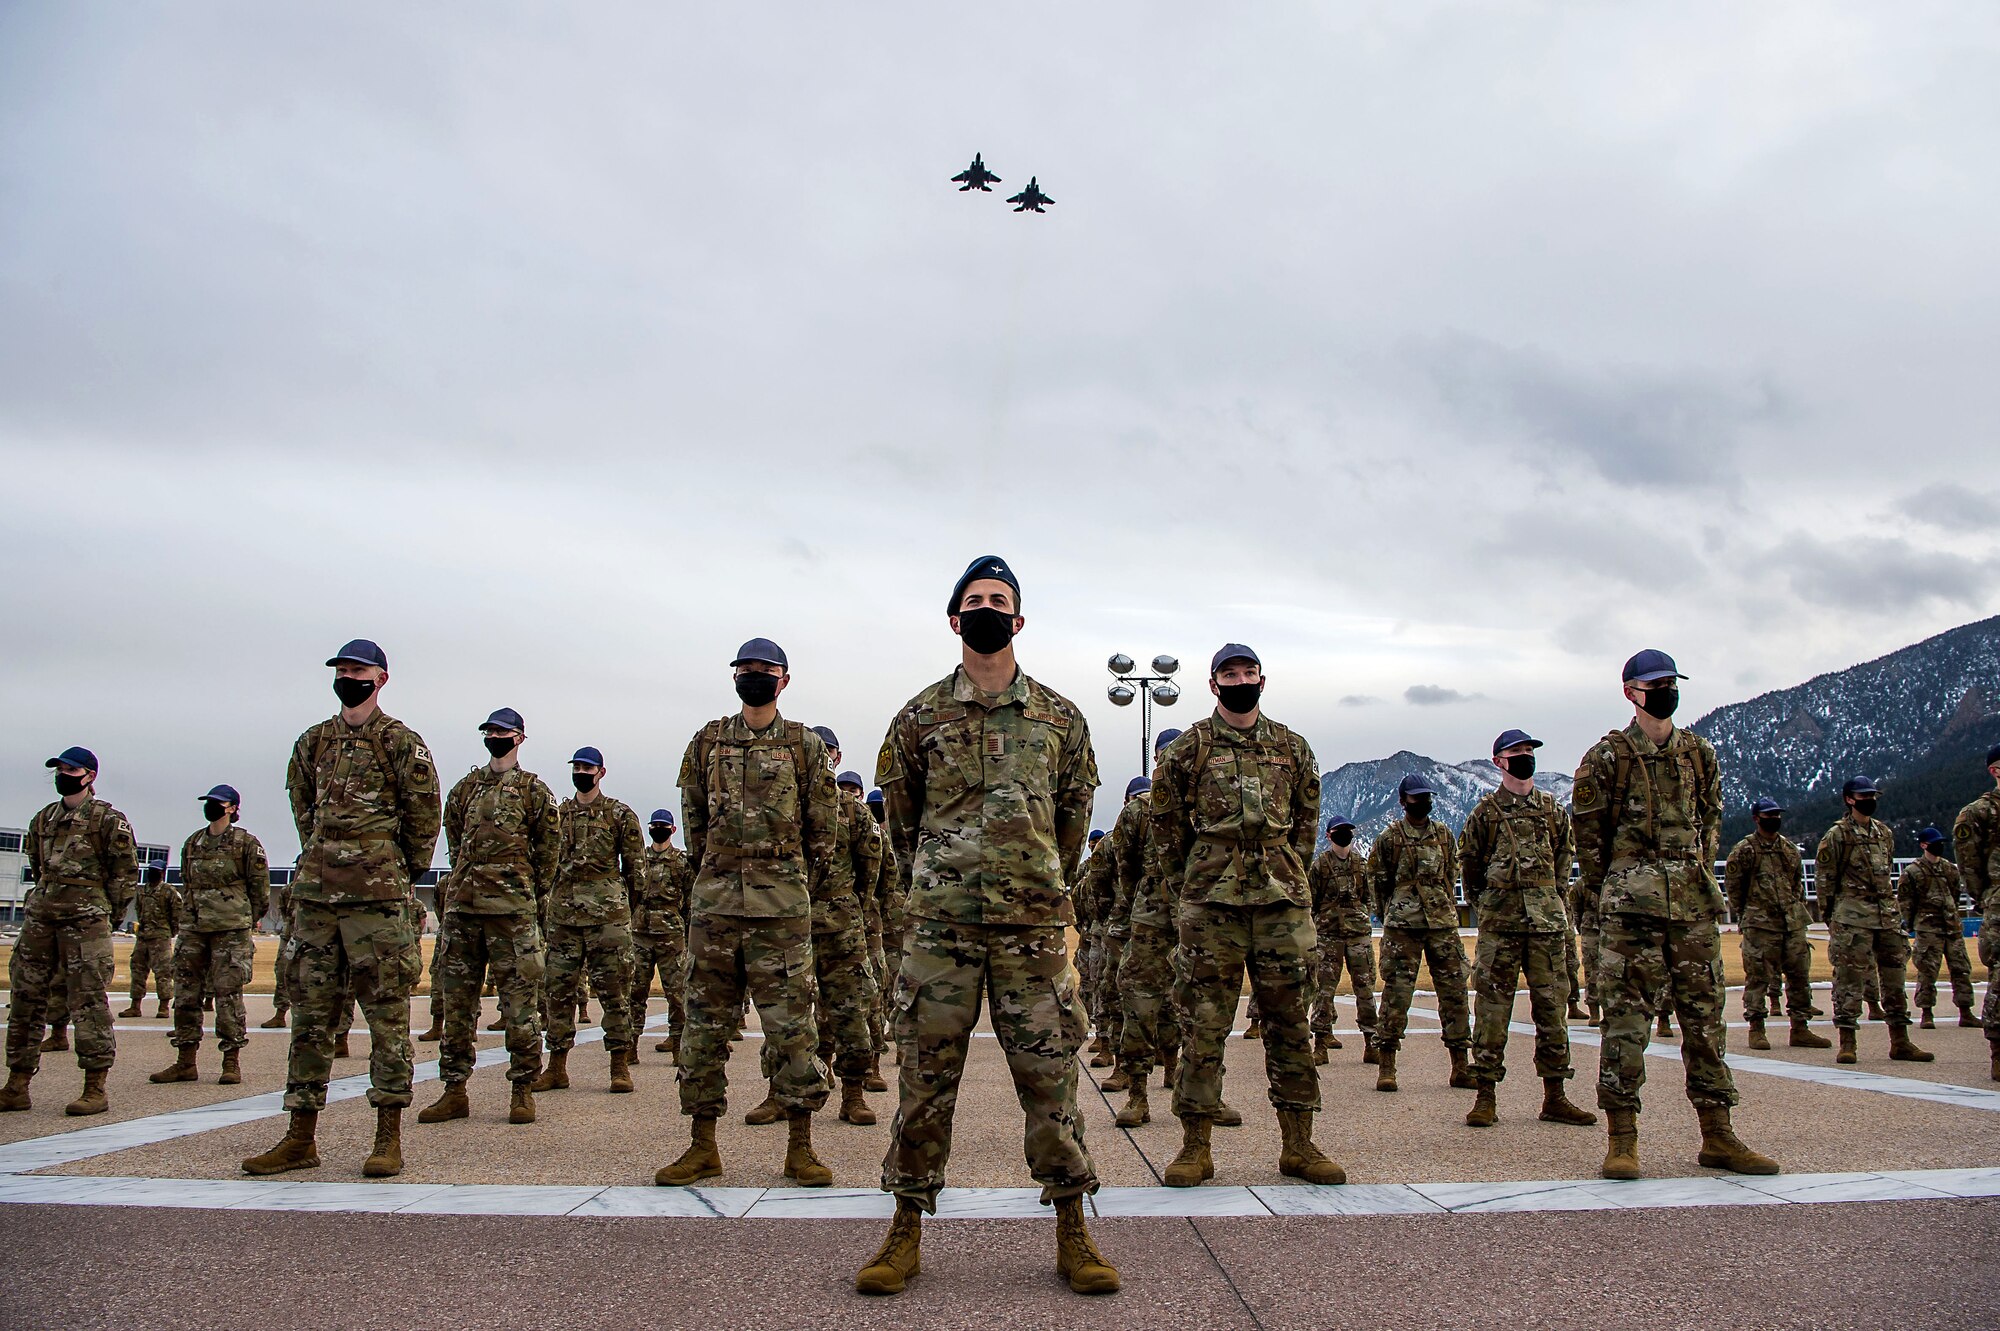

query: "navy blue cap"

left=1154, top=727, right=1184, bottom=754
left=1491, top=729, right=1543, bottom=756
left=46, top=746, right=99, bottom=773
left=836, top=769, right=865, bottom=789
left=648, top=809, right=676, bottom=826
left=732, top=638, right=788, bottom=669
left=1089, top=829, right=1105, bottom=843
left=571, top=746, right=605, bottom=767
left=947, top=555, right=1020, bottom=616
left=1210, top=643, right=1261, bottom=675
left=866, top=788, right=884, bottom=805
left=1398, top=773, right=1434, bottom=798
left=1621, top=649, right=1686, bottom=683
left=1125, top=776, right=1153, bottom=800
left=1327, top=815, right=1354, bottom=832
left=1751, top=797, right=1785, bottom=816
left=1988, top=743, right=2000, bottom=767
left=1842, top=775, right=1880, bottom=797
left=481, top=707, right=525, bottom=733
left=811, top=726, right=840, bottom=750
left=200, top=784, right=241, bottom=806
left=1918, top=825, right=1946, bottom=845
left=326, top=639, right=388, bottom=669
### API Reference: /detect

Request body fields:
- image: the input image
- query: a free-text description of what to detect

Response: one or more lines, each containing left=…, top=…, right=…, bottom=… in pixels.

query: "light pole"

left=1107, top=653, right=1181, bottom=774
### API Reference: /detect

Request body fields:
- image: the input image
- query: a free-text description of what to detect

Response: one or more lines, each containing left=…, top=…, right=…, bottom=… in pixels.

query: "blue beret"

left=948, top=555, right=1020, bottom=615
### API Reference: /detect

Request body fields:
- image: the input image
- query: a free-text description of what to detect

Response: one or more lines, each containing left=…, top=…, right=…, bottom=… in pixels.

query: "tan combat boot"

left=656, top=1114, right=723, bottom=1185
left=1888, top=1025, right=1934, bottom=1062
left=1837, top=1028, right=1858, bottom=1063
left=509, top=1082, right=536, bottom=1124
left=417, top=1019, right=442, bottom=1042
left=1243, top=1019, right=1264, bottom=1040
left=1655, top=1013, right=1673, bottom=1038
left=744, top=1081, right=785, bottom=1125
left=332, top=1032, right=351, bottom=1059
left=1539, top=1077, right=1597, bottom=1126
left=855, top=1197, right=923, bottom=1295
left=1566, top=998, right=1589, bottom=1021
left=1276, top=1109, right=1347, bottom=1184
left=1375, top=1046, right=1399, bottom=1093
left=1102, top=1065, right=1132, bottom=1093
left=609, top=1050, right=635, bottom=1093
left=530, top=1049, right=570, bottom=1092
left=118, top=1000, right=143, bottom=1019
left=1601, top=1108, right=1640, bottom=1180
left=362, top=1107, right=403, bottom=1177
left=1746, top=1017, right=1770, bottom=1051
left=840, top=1079, right=877, bottom=1126
left=1160, top=1047, right=1179, bottom=1086
left=243, top=1110, right=320, bottom=1175
left=219, top=1050, right=242, bottom=1085
left=1163, top=1115, right=1214, bottom=1187
left=1447, top=1046, right=1475, bottom=1090
left=1695, top=1105, right=1779, bottom=1174
left=1919, top=1007, right=1935, bottom=1030
left=1361, top=1035, right=1379, bottom=1066
left=656, top=1031, right=679, bottom=1056
left=783, top=1110, right=833, bottom=1187
left=1213, top=1101, right=1244, bottom=1127
left=64, top=1069, right=109, bottom=1116
left=1312, top=1034, right=1330, bottom=1066
left=39, top=1029, right=68, bottom=1053
left=156, top=1000, right=172, bottom=1019
left=864, top=1056, right=888, bottom=1093
left=1866, top=998, right=1886, bottom=1023
left=1789, top=1018, right=1831, bottom=1049
left=486, top=1013, right=507, bottom=1032
left=259, top=1009, right=288, bottom=1029
left=418, top=1081, right=471, bottom=1123
left=1054, top=1194, right=1120, bottom=1294
left=1465, top=1081, right=1497, bottom=1128
left=1960, top=1005, right=1981, bottom=1028
left=151, top=1047, right=199, bottom=1083
left=1114, top=1082, right=1150, bottom=1128
left=0, top=1070, right=32, bottom=1112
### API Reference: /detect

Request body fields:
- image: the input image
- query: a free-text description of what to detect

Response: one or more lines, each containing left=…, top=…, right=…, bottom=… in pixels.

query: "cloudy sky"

left=4, top=3, right=1995, bottom=861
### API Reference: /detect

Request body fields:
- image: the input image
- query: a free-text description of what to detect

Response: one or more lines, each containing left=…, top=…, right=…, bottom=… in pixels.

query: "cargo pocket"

left=1052, top=966, right=1087, bottom=1057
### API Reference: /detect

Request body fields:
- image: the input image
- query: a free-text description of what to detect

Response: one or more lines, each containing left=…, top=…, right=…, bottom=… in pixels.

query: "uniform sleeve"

left=529, top=779, right=560, bottom=901
left=287, top=730, right=318, bottom=851
left=679, top=729, right=711, bottom=875
left=245, top=834, right=271, bottom=922
left=1898, top=865, right=1919, bottom=933
left=1115, top=798, right=1149, bottom=907
left=1723, top=841, right=1751, bottom=918
left=23, top=811, right=43, bottom=885
left=166, top=879, right=185, bottom=933
left=1814, top=827, right=1844, bottom=923
left=855, top=808, right=885, bottom=904
left=801, top=732, right=839, bottom=889
left=102, top=811, right=140, bottom=922
left=1367, top=829, right=1396, bottom=916
left=1149, top=740, right=1194, bottom=898
left=617, top=804, right=646, bottom=902
left=1290, top=736, right=1321, bottom=868
left=877, top=708, right=922, bottom=899
left=442, top=775, right=469, bottom=869
left=1570, top=746, right=1613, bottom=896
left=1439, top=823, right=1459, bottom=901
left=1307, top=852, right=1329, bottom=914
left=393, top=729, right=443, bottom=880
left=1457, top=805, right=1490, bottom=899
left=1954, top=803, right=1991, bottom=905
left=1697, top=739, right=1723, bottom=869
left=1054, top=714, right=1099, bottom=884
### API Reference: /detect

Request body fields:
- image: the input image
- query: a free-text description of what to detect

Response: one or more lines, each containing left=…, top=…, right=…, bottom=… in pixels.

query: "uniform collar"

left=1208, top=710, right=1270, bottom=743
left=951, top=665, right=1028, bottom=709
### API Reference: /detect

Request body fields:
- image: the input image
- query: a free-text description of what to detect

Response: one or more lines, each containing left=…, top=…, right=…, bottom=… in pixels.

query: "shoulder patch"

left=1956, top=823, right=1977, bottom=842
left=1572, top=777, right=1601, bottom=809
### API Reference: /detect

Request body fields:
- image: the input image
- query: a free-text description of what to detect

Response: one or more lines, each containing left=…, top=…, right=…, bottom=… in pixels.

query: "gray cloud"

left=1405, top=685, right=1487, bottom=707
left=1768, top=535, right=1999, bottom=613
left=1895, top=483, right=1997, bottom=534
left=1339, top=694, right=1386, bottom=708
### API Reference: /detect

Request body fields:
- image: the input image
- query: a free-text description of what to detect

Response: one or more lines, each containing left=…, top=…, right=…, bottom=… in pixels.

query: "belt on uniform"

left=52, top=877, right=107, bottom=888
left=706, top=843, right=801, bottom=860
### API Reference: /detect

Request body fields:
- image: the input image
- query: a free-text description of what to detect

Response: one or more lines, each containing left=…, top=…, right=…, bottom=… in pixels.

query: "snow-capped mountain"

left=1317, top=750, right=1574, bottom=852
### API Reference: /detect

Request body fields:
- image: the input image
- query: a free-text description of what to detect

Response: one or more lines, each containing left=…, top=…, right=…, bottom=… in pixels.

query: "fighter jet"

left=951, top=153, right=1001, bottom=192
left=1006, top=177, right=1053, bottom=213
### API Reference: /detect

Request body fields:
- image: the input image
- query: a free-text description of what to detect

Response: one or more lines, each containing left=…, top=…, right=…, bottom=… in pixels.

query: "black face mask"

left=333, top=677, right=378, bottom=708
left=1404, top=795, right=1433, bottom=820
left=734, top=671, right=781, bottom=707
left=1851, top=797, right=1877, bottom=817
left=1329, top=826, right=1354, bottom=848
left=1756, top=816, right=1783, bottom=835
left=1638, top=685, right=1679, bottom=720
left=1215, top=681, right=1262, bottom=714
left=868, top=804, right=885, bottom=825
left=1503, top=754, right=1537, bottom=780
left=572, top=772, right=597, bottom=793
left=483, top=735, right=518, bottom=759
left=54, top=772, right=87, bottom=797
left=204, top=799, right=228, bottom=823
left=649, top=825, right=670, bottom=844
left=956, top=607, right=1015, bottom=655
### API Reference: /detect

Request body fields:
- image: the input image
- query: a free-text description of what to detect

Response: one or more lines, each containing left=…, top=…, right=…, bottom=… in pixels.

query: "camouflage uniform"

left=878, top=667, right=1098, bottom=1212
left=1570, top=876, right=1601, bottom=1016
left=630, top=840, right=693, bottom=1047
left=1369, top=818, right=1471, bottom=1055
left=544, top=792, right=643, bottom=1056
left=1153, top=714, right=1322, bottom=1119
left=269, top=879, right=295, bottom=1020
left=1117, top=791, right=1181, bottom=1082
left=1071, top=852, right=1103, bottom=1022
left=1459, top=786, right=1577, bottom=1083
left=1094, top=807, right=1140, bottom=1053
left=1078, top=836, right=1123, bottom=1047
left=172, top=825, right=269, bottom=1055
left=439, top=764, right=558, bottom=1085
left=1815, top=815, right=1910, bottom=1030
left=1571, top=722, right=1735, bottom=1113
left=1900, top=856, right=1973, bottom=1014
left=283, top=710, right=441, bottom=1111
left=1723, top=831, right=1813, bottom=1021
left=773, top=784, right=880, bottom=1082
left=128, top=873, right=184, bottom=1008
left=7, top=797, right=138, bottom=1076
left=1955, top=790, right=2000, bottom=1051
left=870, top=838, right=906, bottom=1052
left=677, top=714, right=834, bottom=1118
left=1305, top=847, right=1377, bottom=1042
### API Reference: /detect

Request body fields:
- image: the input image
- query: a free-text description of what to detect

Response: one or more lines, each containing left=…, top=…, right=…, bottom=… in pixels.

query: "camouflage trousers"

left=5, top=915, right=115, bottom=1074
left=1076, top=927, right=1101, bottom=1022
left=1376, top=926, right=1471, bottom=1051
left=172, top=928, right=253, bottom=1052
left=272, top=924, right=293, bottom=1016
left=628, top=928, right=687, bottom=1046
left=283, top=901, right=419, bottom=1111
left=1117, top=920, right=1182, bottom=1078
left=45, top=972, right=70, bottom=1033
left=1595, top=913, right=1736, bottom=1113
left=425, top=933, right=445, bottom=1028
left=681, top=913, right=827, bottom=1118
left=1740, top=926, right=1813, bottom=1021
left=1093, top=926, right=1127, bottom=1048
left=1563, top=923, right=1583, bottom=1005
left=1830, top=924, right=1910, bottom=1029
left=1471, top=930, right=1572, bottom=1083
left=129, top=933, right=175, bottom=1005
left=1982, top=924, right=1999, bottom=1043
left=884, top=918, right=1093, bottom=1213
left=1311, top=930, right=1378, bottom=1038
left=1578, top=925, right=1601, bottom=1013
left=439, top=911, right=543, bottom=1085
left=1911, top=928, right=1974, bottom=1011
left=865, top=927, right=890, bottom=1052
left=788, top=922, right=875, bottom=1081
left=1173, top=901, right=1318, bottom=1118
left=543, top=920, right=633, bottom=1055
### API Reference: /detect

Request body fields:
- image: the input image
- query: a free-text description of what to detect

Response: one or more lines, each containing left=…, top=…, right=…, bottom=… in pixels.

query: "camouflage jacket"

left=1123, top=788, right=1177, bottom=931
left=441, top=764, right=559, bottom=917
left=874, top=838, right=907, bottom=941
left=818, top=786, right=884, bottom=935
left=287, top=709, right=442, bottom=905
left=878, top=668, right=1097, bottom=927
left=1899, top=856, right=1963, bottom=935
left=1369, top=817, right=1460, bottom=931
left=1459, top=786, right=1573, bottom=933
left=1815, top=814, right=1898, bottom=930
left=1953, top=789, right=2000, bottom=917
left=683, top=712, right=835, bottom=920
left=1151, top=712, right=1319, bottom=910
left=1723, top=832, right=1810, bottom=932
left=633, top=842, right=693, bottom=936
left=1075, top=841, right=1121, bottom=934
left=549, top=793, right=644, bottom=927
left=25, top=796, right=139, bottom=924
left=177, top=825, right=269, bottom=932
left=133, top=875, right=184, bottom=938
left=1307, top=847, right=1372, bottom=937
left=1100, top=796, right=1147, bottom=930
left=1571, top=721, right=1722, bottom=923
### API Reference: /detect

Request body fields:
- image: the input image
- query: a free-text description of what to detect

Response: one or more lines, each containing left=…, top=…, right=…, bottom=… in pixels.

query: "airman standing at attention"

left=1, top=747, right=138, bottom=1116
left=1817, top=776, right=1930, bottom=1066
left=1307, top=816, right=1378, bottom=1065
left=1572, top=649, right=1775, bottom=1181
left=1113, top=728, right=1187, bottom=1128
left=1369, top=774, right=1473, bottom=1094
left=1074, top=828, right=1107, bottom=1044
left=1080, top=822, right=1125, bottom=1067
left=153, top=785, right=268, bottom=1087
left=1098, top=775, right=1152, bottom=1099
left=1953, top=743, right=2000, bottom=1082
left=244, top=640, right=440, bottom=1178
left=262, top=874, right=296, bottom=1030
left=1901, top=827, right=1976, bottom=1031
left=867, top=786, right=904, bottom=1080
left=633, top=809, right=693, bottom=1060
left=1723, top=798, right=1828, bottom=1051
left=123, top=865, right=182, bottom=1018
left=857, top=557, right=1114, bottom=1296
